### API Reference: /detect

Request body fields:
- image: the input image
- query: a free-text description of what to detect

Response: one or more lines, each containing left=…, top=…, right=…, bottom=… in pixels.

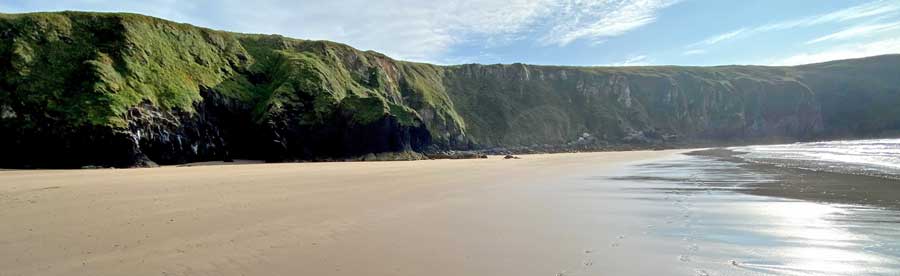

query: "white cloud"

left=687, top=1, right=900, bottom=48
left=200, top=0, right=537, bottom=62
left=759, top=0, right=900, bottom=32
left=540, top=0, right=680, bottom=46
left=687, top=28, right=748, bottom=48
left=682, top=49, right=707, bottom=56
left=774, top=37, right=900, bottom=65
left=607, top=55, right=651, bottom=66
left=4, top=0, right=678, bottom=63
left=805, top=21, right=900, bottom=44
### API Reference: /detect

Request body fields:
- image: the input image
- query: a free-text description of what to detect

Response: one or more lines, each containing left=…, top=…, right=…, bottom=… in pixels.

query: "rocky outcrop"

left=1, top=12, right=898, bottom=168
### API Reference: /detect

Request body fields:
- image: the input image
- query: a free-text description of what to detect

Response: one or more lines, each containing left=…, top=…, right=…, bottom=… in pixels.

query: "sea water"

left=732, top=138, right=900, bottom=179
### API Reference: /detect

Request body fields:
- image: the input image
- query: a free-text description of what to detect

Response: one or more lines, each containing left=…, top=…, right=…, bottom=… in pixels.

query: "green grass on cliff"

left=0, top=11, right=442, bottom=131
left=2, top=11, right=898, bottom=148
left=0, top=12, right=249, bottom=127
left=232, top=34, right=429, bottom=126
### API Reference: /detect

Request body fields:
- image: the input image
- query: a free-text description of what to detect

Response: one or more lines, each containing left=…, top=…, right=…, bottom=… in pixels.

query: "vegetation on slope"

left=441, top=64, right=824, bottom=147
left=0, top=12, right=438, bottom=132
left=1, top=11, right=898, bottom=167
left=0, top=12, right=248, bottom=128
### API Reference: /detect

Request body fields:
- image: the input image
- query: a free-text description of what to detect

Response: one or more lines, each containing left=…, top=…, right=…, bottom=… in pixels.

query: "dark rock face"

left=0, top=89, right=241, bottom=168
left=260, top=107, right=431, bottom=162
left=126, top=88, right=252, bottom=166
left=0, top=87, right=431, bottom=168
left=0, top=123, right=146, bottom=168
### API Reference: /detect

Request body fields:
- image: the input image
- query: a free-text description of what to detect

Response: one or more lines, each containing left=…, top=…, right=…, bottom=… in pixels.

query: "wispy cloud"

left=686, top=1, right=900, bottom=49
left=4, top=0, right=679, bottom=63
left=805, top=21, right=900, bottom=44
left=759, top=0, right=900, bottom=32
left=687, top=28, right=748, bottom=48
left=774, top=37, right=900, bottom=65
left=607, top=55, right=651, bottom=66
left=682, top=49, right=707, bottom=56
left=540, top=0, right=680, bottom=46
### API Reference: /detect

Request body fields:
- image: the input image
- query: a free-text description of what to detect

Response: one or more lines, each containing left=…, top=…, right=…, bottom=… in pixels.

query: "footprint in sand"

left=688, top=244, right=699, bottom=252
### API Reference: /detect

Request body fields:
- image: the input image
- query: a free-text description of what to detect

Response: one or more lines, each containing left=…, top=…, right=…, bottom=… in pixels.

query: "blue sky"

left=4, top=0, right=900, bottom=66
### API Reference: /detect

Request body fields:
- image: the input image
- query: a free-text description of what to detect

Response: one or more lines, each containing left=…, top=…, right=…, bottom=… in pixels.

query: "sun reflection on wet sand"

left=741, top=201, right=885, bottom=276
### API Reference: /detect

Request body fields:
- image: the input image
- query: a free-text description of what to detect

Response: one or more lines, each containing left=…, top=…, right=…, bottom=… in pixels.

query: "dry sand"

left=1, top=150, right=688, bottom=276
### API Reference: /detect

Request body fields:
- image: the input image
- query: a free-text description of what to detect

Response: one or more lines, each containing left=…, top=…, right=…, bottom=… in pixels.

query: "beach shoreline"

left=3, top=148, right=899, bottom=276
left=689, top=148, right=900, bottom=209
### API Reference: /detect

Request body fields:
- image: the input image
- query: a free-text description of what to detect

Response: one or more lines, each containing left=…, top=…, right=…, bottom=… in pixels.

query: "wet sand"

left=689, top=148, right=900, bottom=209
left=1, top=151, right=693, bottom=276
left=615, top=152, right=900, bottom=275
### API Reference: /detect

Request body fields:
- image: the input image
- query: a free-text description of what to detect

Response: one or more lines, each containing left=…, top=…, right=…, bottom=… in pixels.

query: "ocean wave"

left=729, top=139, right=900, bottom=179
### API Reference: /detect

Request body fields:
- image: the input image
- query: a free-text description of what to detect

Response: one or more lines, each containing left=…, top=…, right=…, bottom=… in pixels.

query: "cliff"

left=1, top=12, right=898, bottom=168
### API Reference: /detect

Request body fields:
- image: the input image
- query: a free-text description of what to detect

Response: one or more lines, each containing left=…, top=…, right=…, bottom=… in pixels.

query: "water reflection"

left=614, top=154, right=900, bottom=276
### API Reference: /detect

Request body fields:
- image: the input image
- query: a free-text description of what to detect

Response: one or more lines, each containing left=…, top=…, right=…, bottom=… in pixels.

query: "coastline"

left=688, top=148, right=900, bottom=210
left=3, top=147, right=899, bottom=275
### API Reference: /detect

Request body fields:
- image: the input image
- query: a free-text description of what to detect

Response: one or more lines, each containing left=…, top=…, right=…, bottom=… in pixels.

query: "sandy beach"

left=5, top=149, right=900, bottom=276
left=1, top=150, right=691, bottom=276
